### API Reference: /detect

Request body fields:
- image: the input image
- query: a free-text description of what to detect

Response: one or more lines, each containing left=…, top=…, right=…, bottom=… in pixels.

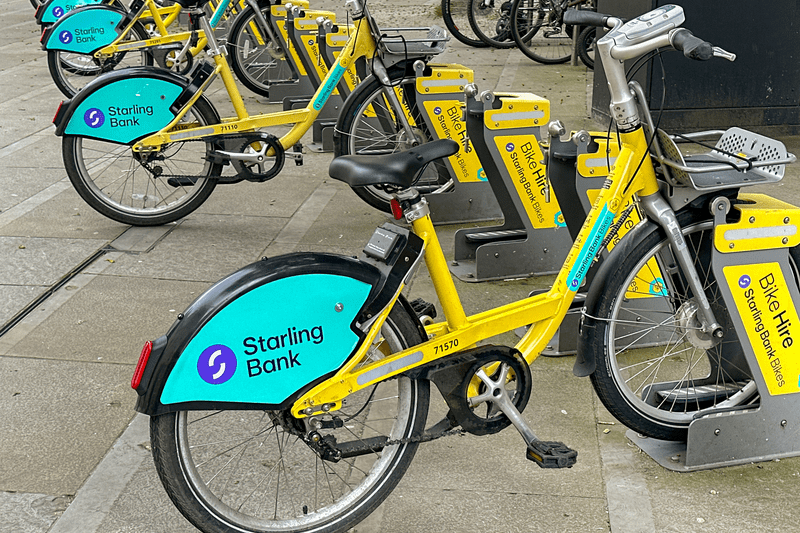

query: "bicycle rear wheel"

left=334, top=65, right=453, bottom=213
left=441, top=0, right=489, bottom=48
left=511, top=0, right=573, bottom=64
left=227, top=1, right=295, bottom=97
left=467, top=0, right=516, bottom=48
left=62, top=96, right=222, bottom=226
left=150, top=303, right=430, bottom=533
left=47, top=22, right=153, bottom=98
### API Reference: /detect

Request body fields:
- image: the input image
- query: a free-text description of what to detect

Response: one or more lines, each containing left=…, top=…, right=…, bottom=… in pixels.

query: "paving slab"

left=101, top=214, right=286, bottom=283
left=0, top=356, right=136, bottom=495
left=7, top=275, right=212, bottom=364
left=0, top=236, right=106, bottom=285
left=0, top=186, right=129, bottom=240
left=0, top=491, right=71, bottom=533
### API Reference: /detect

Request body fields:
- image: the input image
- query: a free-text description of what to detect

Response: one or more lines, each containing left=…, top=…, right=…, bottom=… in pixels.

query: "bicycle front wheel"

left=62, top=96, right=222, bottom=226
left=47, top=21, right=153, bottom=98
left=150, top=303, right=430, bottom=533
left=511, top=0, right=572, bottom=64
left=227, top=2, right=295, bottom=97
left=586, top=211, right=764, bottom=441
left=334, top=65, right=452, bottom=213
left=467, top=0, right=516, bottom=48
left=576, top=25, right=596, bottom=69
left=441, top=0, right=489, bottom=48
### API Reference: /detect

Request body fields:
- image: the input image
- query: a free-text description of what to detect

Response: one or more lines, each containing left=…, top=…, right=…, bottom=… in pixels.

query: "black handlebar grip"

left=671, top=28, right=714, bottom=61
left=563, top=9, right=610, bottom=28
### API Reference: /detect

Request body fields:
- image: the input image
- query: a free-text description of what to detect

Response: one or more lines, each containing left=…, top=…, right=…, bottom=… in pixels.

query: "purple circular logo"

left=52, top=6, right=65, bottom=17
left=59, top=31, right=73, bottom=44
left=197, top=345, right=237, bottom=385
left=433, top=106, right=442, bottom=115
left=570, top=279, right=580, bottom=288
left=739, top=275, right=751, bottom=289
left=84, top=108, right=105, bottom=128
left=506, top=142, right=514, bottom=152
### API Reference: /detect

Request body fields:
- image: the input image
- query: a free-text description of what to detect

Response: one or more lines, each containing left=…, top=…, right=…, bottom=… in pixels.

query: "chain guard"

left=409, top=345, right=532, bottom=436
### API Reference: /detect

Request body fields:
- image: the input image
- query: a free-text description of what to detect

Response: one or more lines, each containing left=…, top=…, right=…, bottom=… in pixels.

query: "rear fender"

left=134, top=227, right=424, bottom=416
left=36, top=0, right=110, bottom=27
left=52, top=66, right=206, bottom=145
left=41, top=4, right=126, bottom=54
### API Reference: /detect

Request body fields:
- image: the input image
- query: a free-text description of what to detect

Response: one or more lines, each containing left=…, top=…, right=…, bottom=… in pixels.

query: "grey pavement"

left=2, top=0, right=800, bottom=532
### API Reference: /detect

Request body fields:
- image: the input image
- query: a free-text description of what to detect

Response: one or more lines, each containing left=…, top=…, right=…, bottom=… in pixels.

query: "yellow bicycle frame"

left=132, top=14, right=385, bottom=153
left=95, top=0, right=246, bottom=60
left=290, top=128, right=661, bottom=417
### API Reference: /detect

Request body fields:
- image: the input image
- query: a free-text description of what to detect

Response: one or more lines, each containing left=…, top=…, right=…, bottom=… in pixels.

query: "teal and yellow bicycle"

left=129, top=5, right=797, bottom=533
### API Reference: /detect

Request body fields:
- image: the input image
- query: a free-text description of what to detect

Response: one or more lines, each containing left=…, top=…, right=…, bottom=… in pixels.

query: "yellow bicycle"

left=41, top=0, right=260, bottom=97
left=53, top=0, right=449, bottom=225
left=128, top=5, right=798, bottom=532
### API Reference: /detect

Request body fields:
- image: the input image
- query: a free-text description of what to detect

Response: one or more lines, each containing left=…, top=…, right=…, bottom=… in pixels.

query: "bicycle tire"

left=62, top=95, right=222, bottom=226
left=150, top=303, right=430, bottom=533
left=576, top=25, right=595, bottom=69
left=334, top=63, right=452, bottom=213
left=511, top=0, right=573, bottom=64
left=586, top=209, right=773, bottom=441
left=467, top=0, right=517, bottom=48
left=441, top=0, right=489, bottom=48
left=47, top=21, right=153, bottom=98
left=227, top=0, right=295, bottom=97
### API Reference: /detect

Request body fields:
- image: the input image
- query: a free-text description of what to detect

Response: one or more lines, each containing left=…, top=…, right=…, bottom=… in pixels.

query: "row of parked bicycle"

left=31, top=0, right=468, bottom=225
left=441, top=0, right=596, bottom=67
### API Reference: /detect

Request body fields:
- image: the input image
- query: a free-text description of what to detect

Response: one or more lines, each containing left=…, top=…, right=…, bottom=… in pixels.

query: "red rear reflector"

left=131, top=341, right=153, bottom=390
left=53, top=101, right=64, bottom=124
left=40, top=27, right=46, bottom=43
left=390, top=199, right=403, bottom=220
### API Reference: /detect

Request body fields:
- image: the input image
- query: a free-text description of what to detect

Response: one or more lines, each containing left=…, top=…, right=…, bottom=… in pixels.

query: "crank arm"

left=472, top=365, right=577, bottom=468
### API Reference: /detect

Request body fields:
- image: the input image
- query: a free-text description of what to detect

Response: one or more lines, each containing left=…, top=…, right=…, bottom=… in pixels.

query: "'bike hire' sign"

left=725, top=262, right=800, bottom=396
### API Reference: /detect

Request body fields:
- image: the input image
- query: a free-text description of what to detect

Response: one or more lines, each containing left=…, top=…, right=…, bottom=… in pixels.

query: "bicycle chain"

left=134, top=132, right=280, bottom=182
left=382, top=422, right=466, bottom=447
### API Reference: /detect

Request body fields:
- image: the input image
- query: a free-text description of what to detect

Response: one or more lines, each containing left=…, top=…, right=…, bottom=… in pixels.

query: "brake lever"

left=712, top=46, right=736, bottom=62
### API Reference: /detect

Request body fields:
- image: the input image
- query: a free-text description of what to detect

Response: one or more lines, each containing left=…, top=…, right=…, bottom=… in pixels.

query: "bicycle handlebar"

left=670, top=29, right=713, bottom=61
left=563, top=9, right=609, bottom=28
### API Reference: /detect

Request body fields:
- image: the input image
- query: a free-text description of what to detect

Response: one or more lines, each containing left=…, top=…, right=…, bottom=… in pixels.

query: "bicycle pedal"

left=526, top=441, right=577, bottom=469
left=409, top=298, right=437, bottom=320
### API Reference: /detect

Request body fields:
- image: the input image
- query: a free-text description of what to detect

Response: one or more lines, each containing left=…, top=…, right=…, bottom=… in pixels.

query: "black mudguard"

left=134, top=227, right=424, bottom=416
left=574, top=217, right=658, bottom=377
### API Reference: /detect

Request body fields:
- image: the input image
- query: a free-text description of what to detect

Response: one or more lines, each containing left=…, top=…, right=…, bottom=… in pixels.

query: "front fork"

left=639, top=193, right=723, bottom=337
left=369, top=60, right=419, bottom=146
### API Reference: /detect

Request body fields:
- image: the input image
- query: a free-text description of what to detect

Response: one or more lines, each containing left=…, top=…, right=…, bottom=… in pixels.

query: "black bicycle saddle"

left=329, top=139, right=459, bottom=189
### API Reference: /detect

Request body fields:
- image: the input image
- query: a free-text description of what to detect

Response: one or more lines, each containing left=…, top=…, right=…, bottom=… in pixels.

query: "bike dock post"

left=262, top=0, right=316, bottom=104
left=448, top=89, right=572, bottom=281
left=629, top=194, right=800, bottom=471
left=411, top=62, right=503, bottom=225
left=281, top=5, right=343, bottom=152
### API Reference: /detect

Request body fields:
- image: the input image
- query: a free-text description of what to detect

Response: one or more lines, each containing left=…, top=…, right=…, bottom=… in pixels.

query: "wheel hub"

left=675, top=300, right=717, bottom=349
left=396, top=127, right=425, bottom=150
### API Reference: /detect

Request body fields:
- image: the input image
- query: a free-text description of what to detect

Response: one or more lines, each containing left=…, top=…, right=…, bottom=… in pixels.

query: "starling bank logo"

left=197, top=345, right=237, bottom=385
left=84, top=108, right=105, bottom=128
